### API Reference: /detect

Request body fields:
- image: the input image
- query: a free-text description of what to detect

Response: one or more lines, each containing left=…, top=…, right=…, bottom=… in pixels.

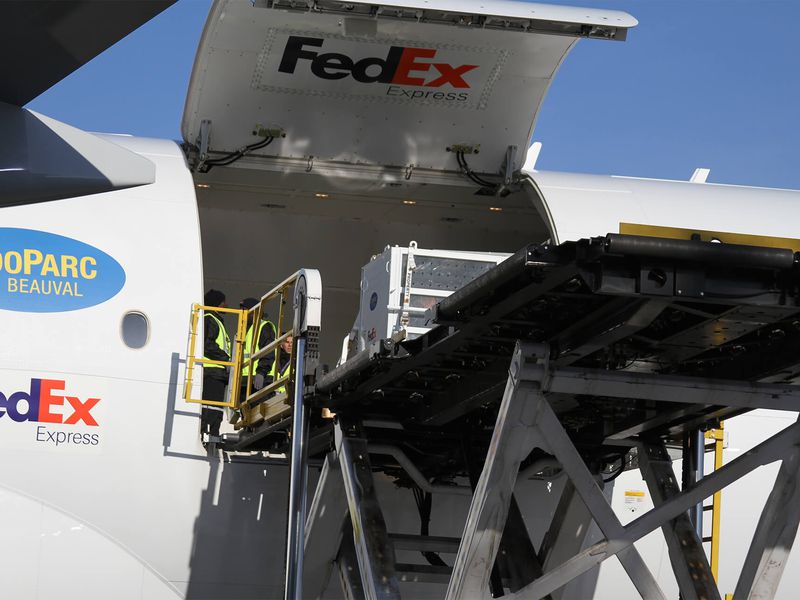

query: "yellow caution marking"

left=619, top=223, right=800, bottom=252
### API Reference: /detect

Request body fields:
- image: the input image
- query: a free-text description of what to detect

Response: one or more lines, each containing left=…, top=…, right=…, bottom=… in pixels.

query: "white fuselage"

left=3, top=1, right=800, bottom=597
left=2, top=133, right=800, bottom=599
left=0, top=136, right=285, bottom=599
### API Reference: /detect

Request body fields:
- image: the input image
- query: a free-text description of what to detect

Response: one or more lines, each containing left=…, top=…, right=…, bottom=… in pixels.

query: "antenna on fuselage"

left=522, top=141, right=543, bottom=171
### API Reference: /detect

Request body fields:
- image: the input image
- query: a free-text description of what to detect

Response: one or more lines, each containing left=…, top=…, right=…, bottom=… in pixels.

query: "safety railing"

left=704, top=422, right=726, bottom=583
left=239, top=273, right=300, bottom=407
left=184, top=304, right=248, bottom=408
left=183, top=269, right=321, bottom=438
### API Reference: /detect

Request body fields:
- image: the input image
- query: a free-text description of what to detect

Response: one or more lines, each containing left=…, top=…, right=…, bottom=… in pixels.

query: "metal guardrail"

left=182, top=270, right=323, bottom=600
left=183, top=303, right=247, bottom=408
left=705, top=422, right=726, bottom=582
left=236, top=272, right=303, bottom=428
left=182, top=276, right=298, bottom=417
left=183, top=270, right=322, bottom=434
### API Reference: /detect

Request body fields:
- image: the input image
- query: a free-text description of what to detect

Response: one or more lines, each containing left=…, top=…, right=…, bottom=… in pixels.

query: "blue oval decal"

left=0, top=228, right=125, bottom=312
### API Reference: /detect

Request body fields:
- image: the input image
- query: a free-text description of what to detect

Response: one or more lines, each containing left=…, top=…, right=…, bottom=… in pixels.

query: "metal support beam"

left=445, top=347, right=546, bottom=600
left=509, top=413, right=800, bottom=600
left=497, top=496, right=543, bottom=593
left=389, top=533, right=461, bottom=554
left=304, top=452, right=349, bottom=599
left=369, top=444, right=472, bottom=496
left=447, top=343, right=664, bottom=600
left=336, top=420, right=402, bottom=600
left=532, top=383, right=666, bottom=600
left=694, top=429, right=705, bottom=538
left=519, top=364, right=800, bottom=412
left=682, top=430, right=705, bottom=538
left=338, top=520, right=367, bottom=600
left=638, top=442, right=720, bottom=600
left=284, top=336, right=309, bottom=600
left=539, top=480, right=595, bottom=600
left=734, top=439, right=800, bottom=599
left=395, top=564, right=452, bottom=585
left=465, top=341, right=800, bottom=600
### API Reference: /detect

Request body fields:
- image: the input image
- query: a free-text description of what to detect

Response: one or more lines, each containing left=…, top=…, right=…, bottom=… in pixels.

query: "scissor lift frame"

left=297, top=341, right=800, bottom=600
left=273, top=235, right=800, bottom=600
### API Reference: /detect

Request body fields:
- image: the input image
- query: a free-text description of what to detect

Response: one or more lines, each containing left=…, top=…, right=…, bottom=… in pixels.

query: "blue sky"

left=27, top=0, right=800, bottom=189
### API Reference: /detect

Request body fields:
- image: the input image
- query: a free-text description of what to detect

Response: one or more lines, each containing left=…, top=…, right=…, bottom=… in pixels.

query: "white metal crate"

left=343, top=242, right=510, bottom=361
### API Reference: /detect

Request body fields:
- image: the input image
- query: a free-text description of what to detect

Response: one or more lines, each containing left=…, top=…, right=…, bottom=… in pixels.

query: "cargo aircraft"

left=2, top=1, right=799, bottom=599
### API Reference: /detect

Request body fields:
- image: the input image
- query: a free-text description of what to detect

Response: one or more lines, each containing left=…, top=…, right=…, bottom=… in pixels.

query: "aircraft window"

left=122, top=312, right=149, bottom=349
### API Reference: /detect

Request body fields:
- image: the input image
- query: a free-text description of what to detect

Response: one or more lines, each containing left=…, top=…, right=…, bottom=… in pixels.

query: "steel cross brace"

left=497, top=496, right=545, bottom=593
left=445, top=343, right=665, bottom=600
left=302, top=422, right=402, bottom=600
left=519, top=364, right=800, bottom=413
left=505, top=418, right=800, bottom=600
left=638, top=442, right=720, bottom=600
left=539, top=479, right=604, bottom=600
left=446, top=342, right=800, bottom=600
left=338, top=517, right=367, bottom=600
left=734, top=417, right=800, bottom=600
left=303, top=452, right=349, bottom=599
left=336, top=420, right=401, bottom=600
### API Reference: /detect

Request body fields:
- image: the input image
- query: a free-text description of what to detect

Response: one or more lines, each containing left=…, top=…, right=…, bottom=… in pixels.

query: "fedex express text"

left=279, top=36, right=479, bottom=102
left=1, top=378, right=101, bottom=447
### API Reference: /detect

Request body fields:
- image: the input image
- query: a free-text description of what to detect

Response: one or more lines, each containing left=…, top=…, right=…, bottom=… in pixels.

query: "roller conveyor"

left=237, top=234, right=800, bottom=600
left=311, top=234, right=800, bottom=445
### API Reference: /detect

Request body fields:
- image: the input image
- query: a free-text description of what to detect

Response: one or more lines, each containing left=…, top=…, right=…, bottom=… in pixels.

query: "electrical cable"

left=455, top=150, right=500, bottom=190
left=457, top=151, right=496, bottom=188
left=201, top=136, right=274, bottom=173
left=412, top=485, right=448, bottom=567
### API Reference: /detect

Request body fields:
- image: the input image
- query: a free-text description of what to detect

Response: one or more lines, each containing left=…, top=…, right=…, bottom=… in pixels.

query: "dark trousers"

left=240, top=373, right=252, bottom=404
left=201, top=374, right=226, bottom=437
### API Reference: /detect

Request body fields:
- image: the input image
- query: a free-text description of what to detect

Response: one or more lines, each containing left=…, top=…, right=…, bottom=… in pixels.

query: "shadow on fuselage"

left=161, top=352, right=292, bottom=599
left=184, top=452, right=291, bottom=600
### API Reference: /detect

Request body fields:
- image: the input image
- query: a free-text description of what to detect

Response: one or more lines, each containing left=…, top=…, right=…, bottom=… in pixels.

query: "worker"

left=239, top=297, right=277, bottom=400
left=202, top=288, right=230, bottom=441
left=267, top=334, right=293, bottom=396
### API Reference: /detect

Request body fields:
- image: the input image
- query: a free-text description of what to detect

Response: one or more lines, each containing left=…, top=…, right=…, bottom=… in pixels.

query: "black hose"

left=605, top=233, right=795, bottom=271
left=201, top=136, right=274, bottom=173
left=459, top=153, right=497, bottom=188
left=412, top=486, right=448, bottom=567
left=456, top=151, right=499, bottom=190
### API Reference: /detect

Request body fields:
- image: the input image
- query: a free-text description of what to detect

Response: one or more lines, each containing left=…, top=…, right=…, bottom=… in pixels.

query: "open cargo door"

left=183, top=0, right=636, bottom=362
left=182, top=0, right=636, bottom=176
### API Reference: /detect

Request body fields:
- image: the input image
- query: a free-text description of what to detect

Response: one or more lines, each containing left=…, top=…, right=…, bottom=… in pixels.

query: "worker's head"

left=240, top=297, right=260, bottom=325
left=281, top=335, right=293, bottom=355
left=204, top=289, right=226, bottom=308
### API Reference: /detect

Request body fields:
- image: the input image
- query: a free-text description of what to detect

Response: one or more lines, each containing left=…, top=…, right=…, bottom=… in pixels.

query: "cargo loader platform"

left=219, top=233, right=800, bottom=600
left=316, top=234, right=800, bottom=427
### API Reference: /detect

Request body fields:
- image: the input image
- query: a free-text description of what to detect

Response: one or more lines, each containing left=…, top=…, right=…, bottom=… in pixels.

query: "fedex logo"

left=278, top=36, right=479, bottom=89
left=0, top=379, right=99, bottom=426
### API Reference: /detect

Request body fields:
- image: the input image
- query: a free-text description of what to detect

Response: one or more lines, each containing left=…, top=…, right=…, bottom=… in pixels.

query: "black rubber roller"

left=605, top=234, right=796, bottom=270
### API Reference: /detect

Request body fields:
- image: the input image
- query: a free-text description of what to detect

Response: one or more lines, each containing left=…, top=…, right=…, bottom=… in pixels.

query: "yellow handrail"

left=705, top=422, right=725, bottom=582
left=184, top=303, right=247, bottom=408
left=239, top=273, right=300, bottom=416
left=184, top=272, right=305, bottom=429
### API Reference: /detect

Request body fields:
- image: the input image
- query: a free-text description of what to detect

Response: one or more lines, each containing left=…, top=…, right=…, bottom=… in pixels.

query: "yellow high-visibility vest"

left=242, top=319, right=277, bottom=376
left=269, top=358, right=291, bottom=395
left=204, top=313, right=230, bottom=369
